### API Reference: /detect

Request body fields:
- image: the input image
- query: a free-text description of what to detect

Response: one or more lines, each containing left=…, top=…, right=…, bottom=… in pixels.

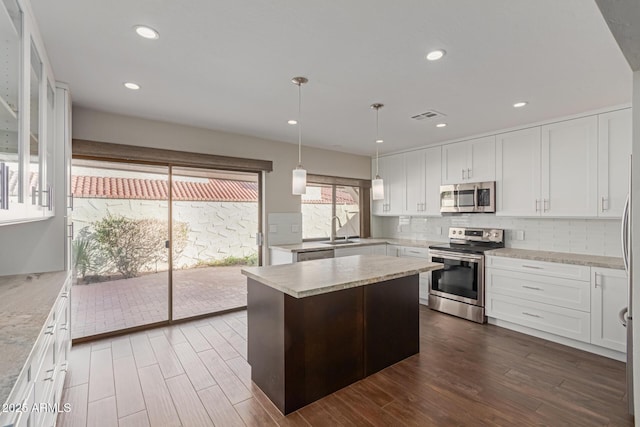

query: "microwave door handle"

left=473, top=185, right=478, bottom=209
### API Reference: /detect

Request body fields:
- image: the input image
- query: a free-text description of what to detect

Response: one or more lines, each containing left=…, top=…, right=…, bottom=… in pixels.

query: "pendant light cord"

left=375, top=107, right=380, bottom=176
left=298, top=83, right=302, bottom=166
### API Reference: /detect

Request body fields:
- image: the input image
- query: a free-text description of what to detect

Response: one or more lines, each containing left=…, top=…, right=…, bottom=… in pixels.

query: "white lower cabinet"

left=486, top=258, right=591, bottom=343
left=334, top=244, right=386, bottom=257
left=486, top=256, right=627, bottom=357
left=591, top=268, right=627, bottom=352
left=0, top=276, right=70, bottom=427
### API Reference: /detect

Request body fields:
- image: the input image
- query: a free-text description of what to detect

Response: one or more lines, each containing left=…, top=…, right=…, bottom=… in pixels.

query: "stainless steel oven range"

left=428, top=227, right=504, bottom=323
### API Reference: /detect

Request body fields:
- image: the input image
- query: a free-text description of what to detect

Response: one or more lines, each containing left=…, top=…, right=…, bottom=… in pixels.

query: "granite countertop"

left=270, top=238, right=444, bottom=253
left=485, top=248, right=625, bottom=270
left=242, top=254, right=443, bottom=298
left=0, top=271, right=68, bottom=406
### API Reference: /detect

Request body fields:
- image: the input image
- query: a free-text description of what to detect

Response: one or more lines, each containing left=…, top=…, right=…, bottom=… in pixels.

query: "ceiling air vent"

left=410, top=110, right=446, bottom=121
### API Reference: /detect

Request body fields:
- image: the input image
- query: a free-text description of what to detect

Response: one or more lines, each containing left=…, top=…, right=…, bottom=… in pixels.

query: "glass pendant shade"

left=292, top=166, right=307, bottom=195
left=372, top=176, right=384, bottom=200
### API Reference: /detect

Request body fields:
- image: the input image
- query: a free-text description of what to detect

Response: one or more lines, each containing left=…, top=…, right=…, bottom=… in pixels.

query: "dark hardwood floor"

left=58, top=306, right=633, bottom=426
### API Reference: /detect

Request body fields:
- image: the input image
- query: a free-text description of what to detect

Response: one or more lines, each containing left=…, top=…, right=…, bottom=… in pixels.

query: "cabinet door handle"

left=535, top=199, right=540, bottom=212
left=0, top=162, right=8, bottom=210
left=522, top=264, right=543, bottom=270
left=462, top=169, right=466, bottom=180
left=522, top=285, right=542, bottom=291
left=601, top=196, right=607, bottom=212
left=543, top=199, right=549, bottom=212
left=467, top=168, right=472, bottom=179
left=68, top=193, right=74, bottom=211
left=68, top=223, right=74, bottom=239
left=45, top=324, right=55, bottom=335
left=522, top=312, right=542, bottom=318
left=594, top=272, right=602, bottom=288
left=41, top=185, right=52, bottom=209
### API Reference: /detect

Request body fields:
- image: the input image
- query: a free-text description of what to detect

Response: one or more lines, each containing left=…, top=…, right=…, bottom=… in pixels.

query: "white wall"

left=71, top=107, right=372, bottom=262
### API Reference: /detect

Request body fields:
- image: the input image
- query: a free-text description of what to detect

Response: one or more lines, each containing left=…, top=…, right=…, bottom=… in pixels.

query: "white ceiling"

left=30, top=0, right=632, bottom=156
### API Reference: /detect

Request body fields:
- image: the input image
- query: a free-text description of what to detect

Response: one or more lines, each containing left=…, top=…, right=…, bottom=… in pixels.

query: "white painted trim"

left=488, top=317, right=625, bottom=362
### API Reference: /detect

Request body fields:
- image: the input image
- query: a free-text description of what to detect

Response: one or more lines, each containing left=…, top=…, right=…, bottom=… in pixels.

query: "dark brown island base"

left=241, top=254, right=443, bottom=415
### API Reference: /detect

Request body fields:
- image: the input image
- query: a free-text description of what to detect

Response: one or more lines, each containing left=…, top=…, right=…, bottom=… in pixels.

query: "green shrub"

left=198, top=253, right=258, bottom=267
left=73, top=227, right=108, bottom=278
left=92, top=215, right=188, bottom=278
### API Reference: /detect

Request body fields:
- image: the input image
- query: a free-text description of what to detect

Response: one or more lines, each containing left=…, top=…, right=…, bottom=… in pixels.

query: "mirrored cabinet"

left=0, top=0, right=56, bottom=224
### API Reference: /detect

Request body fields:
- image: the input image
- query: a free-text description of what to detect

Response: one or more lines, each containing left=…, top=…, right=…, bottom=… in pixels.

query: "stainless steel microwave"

left=440, top=181, right=496, bottom=213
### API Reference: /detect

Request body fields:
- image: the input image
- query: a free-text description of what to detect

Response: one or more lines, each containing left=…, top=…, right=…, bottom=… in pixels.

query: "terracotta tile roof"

left=71, top=176, right=260, bottom=202
left=11, top=172, right=356, bottom=204
left=8, top=171, right=40, bottom=196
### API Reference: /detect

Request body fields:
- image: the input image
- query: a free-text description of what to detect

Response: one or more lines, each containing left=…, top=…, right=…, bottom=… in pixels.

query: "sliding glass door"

left=70, top=159, right=261, bottom=339
left=171, top=167, right=259, bottom=320
left=71, top=160, right=170, bottom=339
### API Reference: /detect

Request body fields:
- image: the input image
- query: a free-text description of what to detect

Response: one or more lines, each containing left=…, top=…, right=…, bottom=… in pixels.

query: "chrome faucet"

left=331, top=215, right=348, bottom=242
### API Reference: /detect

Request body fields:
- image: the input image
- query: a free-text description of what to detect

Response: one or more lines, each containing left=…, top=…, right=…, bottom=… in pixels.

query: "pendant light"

left=371, top=103, right=385, bottom=201
left=291, top=76, right=308, bottom=195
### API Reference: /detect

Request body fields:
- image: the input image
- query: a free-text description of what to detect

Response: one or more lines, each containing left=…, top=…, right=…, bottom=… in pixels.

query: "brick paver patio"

left=71, top=266, right=247, bottom=339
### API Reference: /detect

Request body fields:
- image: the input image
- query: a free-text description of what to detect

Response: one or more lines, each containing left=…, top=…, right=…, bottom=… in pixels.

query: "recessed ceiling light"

left=376, top=139, right=384, bottom=144
left=436, top=123, right=447, bottom=128
left=287, top=119, right=297, bottom=125
left=513, top=101, right=528, bottom=108
left=426, top=50, right=446, bottom=61
left=124, top=82, right=140, bottom=90
left=134, top=25, right=159, bottom=40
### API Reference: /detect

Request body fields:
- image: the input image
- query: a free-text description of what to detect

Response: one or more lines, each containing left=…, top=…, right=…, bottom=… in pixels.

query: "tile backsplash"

left=375, top=215, right=622, bottom=258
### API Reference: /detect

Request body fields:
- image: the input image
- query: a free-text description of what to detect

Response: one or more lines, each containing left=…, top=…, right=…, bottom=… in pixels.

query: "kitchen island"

left=241, top=254, right=443, bottom=414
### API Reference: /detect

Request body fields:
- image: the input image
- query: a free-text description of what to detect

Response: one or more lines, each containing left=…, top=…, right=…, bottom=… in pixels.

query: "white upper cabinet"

left=442, top=136, right=495, bottom=184
left=372, top=154, right=405, bottom=216
left=404, top=150, right=425, bottom=215
left=0, top=0, right=56, bottom=225
left=424, top=146, right=442, bottom=216
left=597, top=109, right=632, bottom=218
left=541, top=116, right=598, bottom=217
left=442, top=142, right=468, bottom=184
left=377, top=146, right=443, bottom=217
left=496, top=127, right=541, bottom=217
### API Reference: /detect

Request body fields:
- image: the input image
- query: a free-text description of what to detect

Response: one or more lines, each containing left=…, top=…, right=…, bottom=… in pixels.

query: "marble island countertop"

left=270, top=238, right=444, bottom=253
left=0, top=271, right=68, bottom=405
left=485, top=248, right=624, bottom=270
left=242, top=254, right=443, bottom=298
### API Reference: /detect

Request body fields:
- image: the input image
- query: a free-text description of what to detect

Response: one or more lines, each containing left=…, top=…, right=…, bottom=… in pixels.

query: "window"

left=302, top=179, right=365, bottom=240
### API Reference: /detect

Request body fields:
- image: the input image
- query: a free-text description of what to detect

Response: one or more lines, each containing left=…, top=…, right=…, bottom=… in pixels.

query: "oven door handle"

left=429, top=250, right=483, bottom=263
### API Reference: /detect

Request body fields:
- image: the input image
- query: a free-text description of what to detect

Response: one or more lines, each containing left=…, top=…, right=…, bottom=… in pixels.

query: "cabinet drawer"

left=334, top=246, right=372, bottom=257
left=398, top=246, right=429, bottom=258
left=487, top=294, right=590, bottom=343
left=486, top=268, right=590, bottom=312
left=486, top=256, right=590, bottom=281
